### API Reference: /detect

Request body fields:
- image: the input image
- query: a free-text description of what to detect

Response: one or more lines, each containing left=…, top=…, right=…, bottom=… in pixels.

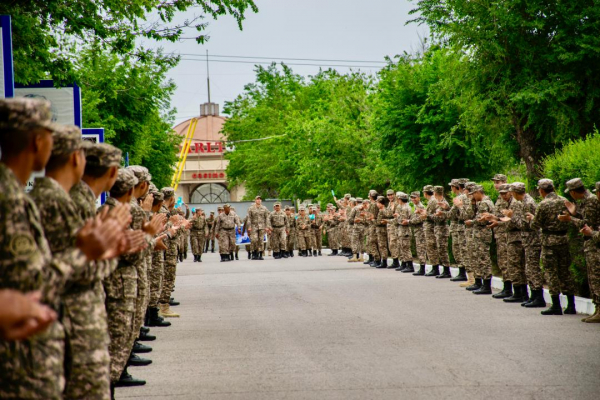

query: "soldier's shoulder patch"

left=9, top=234, right=36, bottom=257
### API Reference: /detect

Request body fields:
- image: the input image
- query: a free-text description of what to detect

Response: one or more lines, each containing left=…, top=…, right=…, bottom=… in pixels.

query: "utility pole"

left=206, top=49, right=211, bottom=104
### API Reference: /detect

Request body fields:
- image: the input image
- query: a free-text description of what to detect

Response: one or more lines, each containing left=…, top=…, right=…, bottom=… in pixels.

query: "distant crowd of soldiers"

left=1, top=97, right=599, bottom=400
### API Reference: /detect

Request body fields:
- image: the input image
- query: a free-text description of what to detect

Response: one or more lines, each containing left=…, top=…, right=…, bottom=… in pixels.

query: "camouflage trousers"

left=190, top=231, right=205, bottom=255
left=542, top=243, right=575, bottom=296
left=250, top=228, right=266, bottom=253
left=473, top=229, right=493, bottom=279
left=205, top=237, right=215, bottom=252
left=0, top=322, right=65, bottom=400
left=524, top=244, right=544, bottom=290
left=326, top=227, right=338, bottom=249
left=351, top=225, right=366, bottom=255
left=584, top=241, right=600, bottom=307
left=62, top=284, right=111, bottom=400
left=159, top=251, right=177, bottom=304
left=342, top=225, right=352, bottom=248
left=297, top=229, right=311, bottom=250
left=387, top=224, right=399, bottom=259
left=463, top=227, right=475, bottom=273
left=507, top=239, right=527, bottom=285
left=148, top=250, right=164, bottom=308
left=133, top=260, right=148, bottom=343
left=412, top=225, right=427, bottom=265
left=398, top=228, right=412, bottom=262
left=495, top=231, right=509, bottom=281
left=450, top=224, right=466, bottom=266
left=287, top=229, right=296, bottom=252
left=434, top=224, right=450, bottom=266
left=424, top=222, right=439, bottom=265
left=217, top=229, right=236, bottom=254
left=376, top=227, right=389, bottom=260
left=271, top=227, right=287, bottom=251
left=183, top=230, right=189, bottom=254
left=312, top=229, right=322, bottom=250
left=367, top=226, right=379, bottom=259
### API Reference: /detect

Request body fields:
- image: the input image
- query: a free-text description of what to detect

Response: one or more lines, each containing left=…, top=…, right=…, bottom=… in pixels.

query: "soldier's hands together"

left=0, top=290, right=57, bottom=341
left=557, top=212, right=571, bottom=222
left=144, top=214, right=166, bottom=236
left=141, top=194, right=154, bottom=212
left=564, top=200, right=577, bottom=216
left=76, top=215, right=125, bottom=261
left=580, top=224, right=593, bottom=237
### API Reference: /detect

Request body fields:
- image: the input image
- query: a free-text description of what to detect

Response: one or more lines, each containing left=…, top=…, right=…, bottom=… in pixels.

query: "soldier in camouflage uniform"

left=420, top=185, right=440, bottom=276
left=532, top=179, right=577, bottom=315
left=341, top=201, right=354, bottom=256
left=395, top=192, right=414, bottom=272
left=447, top=179, right=468, bottom=281
left=491, top=174, right=512, bottom=298
left=409, top=192, right=428, bottom=275
left=463, top=185, right=495, bottom=295
left=0, top=98, right=122, bottom=400
left=324, top=205, right=340, bottom=255
left=190, top=209, right=207, bottom=262
left=285, top=206, right=297, bottom=257
left=383, top=189, right=400, bottom=269
left=562, top=178, right=600, bottom=321
left=432, top=186, right=451, bottom=278
left=205, top=211, right=216, bottom=253
left=348, top=198, right=368, bottom=262
left=310, top=205, right=324, bottom=256
left=579, top=182, right=600, bottom=322
left=215, top=204, right=241, bottom=261
left=296, top=207, right=312, bottom=256
left=268, top=202, right=289, bottom=259
left=247, top=196, right=269, bottom=260
left=459, top=182, right=478, bottom=287
left=374, top=196, right=390, bottom=268
left=365, top=190, right=380, bottom=266
left=158, top=187, right=183, bottom=318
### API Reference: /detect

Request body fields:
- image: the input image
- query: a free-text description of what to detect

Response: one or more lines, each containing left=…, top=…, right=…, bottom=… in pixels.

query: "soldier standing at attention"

left=419, top=185, right=440, bottom=276
left=394, top=192, right=414, bottom=272
left=296, top=207, right=312, bottom=257
left=215, top=204, right=240, bottom=262
left=432, top=186, right=451, bottom=278
left=559, top=178, right=600, bottom=320
left=310, top=205, right=324, bottom=256
left=285, top=206, right=297, bottom=257
left=447, top=180, right=468, bottom=281
left=491, top=174, right=512, bottom=299
left=375, top=196, right=390, bottom=268
left=365, top=190, right=380, bottom=266
left=267, top=202, right=289, bottom=259
left=384, top=189, right=401, bottom=269
left=324, top=205, right=340, bottom=255
left=459, top=182, right=478, bottom=288
left=531, top=179, right=577, bottom=315
left=191, top=209, right=207, bottom=262
left=205, top=211, right=216, bottom=253
left=247, top=196, right=269, bottom=260
left=348, top=198, right=368, bottom=262
left=409, top=191, right=428, bottom=275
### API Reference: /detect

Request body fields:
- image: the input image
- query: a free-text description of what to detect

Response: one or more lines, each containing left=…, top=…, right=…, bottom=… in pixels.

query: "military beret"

left=0, top=98, right=62, bottom=133
left=510, top=182, right=526, bottom=193
left=410, top=191, right=420, bottom=198
left=536, top=179, right=554, bottom=190
left=344, top=193, right=351, bottom=199
left=498, top=184, right=511, bottom=194
left=86, top=143, right=122, bottom=168
left=161, top=187, right=175, bottom=199
left=396, top=192, right=409, bottom=200
left=492, top=174, right=507, bottom=182
left=386, top=189, right=395, bottom=195
left=434, top=186, right=444, bottom=194
left=468, top=184, right=484, bottom=195
left=111, top=168, right=138, bottom=194
left=564, top=178, right=585, bottom=193
left=423, top=185, right=434, bottom=192
left=50, top=124, right=86, bottom=158
left=127, top=165, right=152, bottom=183
left=594, top=182, right=600, bottom=193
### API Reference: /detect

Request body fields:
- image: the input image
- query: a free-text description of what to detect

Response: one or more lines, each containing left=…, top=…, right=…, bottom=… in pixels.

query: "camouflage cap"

left=448, top=179, right=459, bottom=187
left=458, top=178, right=469, bottom=185
left=434, top=186, right=444, bottom=194
left=284, top=206, right=290, bottom=210
left=410, top=191, right=420, bottom=198
left=274, top=202, right=281, bottom=207
left=152, top=191, right=164, bottom=202
left=51, top=124, right=84, bottom=157
left=356, top=197, right=363, bottom=202
left=161, top=187, right=175, bottom=199
left=536, top=179, right=554, bottom=190
left=0, top=98, right=62, bottom=133
left=290, top=206, right=296, bottom=210
left=210, top=211, right=215, bottom=214
left=594, top=182, right=600, bottom=193
left=148, top=182, right=158, bottom=194
left=376, top=196, right=385, bottom=203
left=396, top=191, right=409, bottom=200
left=498, top=184, right=511, bottom=194
left=369, top=189, right=377, bottom=196
left=299, top=206, right=306, bottom=211
left=112, top=168, right=138, bottom=194
left=344, top=193, right=351, bottom=199
left=492, top=174, right=507, bottom=182
left=564, top=178, right=585, bottom=193
left=465, top=181, right=478, bottom=189
left=86, top=143, right=122, bottom=168
left=255, top=195, right=262, bottom=200
left=423, top=185, right=434, bottom=192
left=217, top=207, right=223, bottom=211
left=127, top=165, right=152, bottom=183
left=386, top=189, right=395, bottom=195
left=510, top=182, right=526, bottom=193
left=468, top=184, right=484, bottom=195
left=224, top=203, right=231, bottom=208
left=349, top=197, right=356, bottom=202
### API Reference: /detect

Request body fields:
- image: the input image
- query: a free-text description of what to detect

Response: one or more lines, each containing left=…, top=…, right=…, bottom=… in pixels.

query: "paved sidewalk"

left=119, top=252, right=600, bottom=400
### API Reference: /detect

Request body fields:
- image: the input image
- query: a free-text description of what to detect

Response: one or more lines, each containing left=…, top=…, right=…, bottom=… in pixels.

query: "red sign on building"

left=180, top=142, right=224, bottom=154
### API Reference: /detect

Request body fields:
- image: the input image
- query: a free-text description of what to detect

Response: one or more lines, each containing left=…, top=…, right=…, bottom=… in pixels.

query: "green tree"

left=410, top=0, right=600, bottom=178
left=77, top=47, right=179, bottom=188
left=2, top=0, right=258, bottom=84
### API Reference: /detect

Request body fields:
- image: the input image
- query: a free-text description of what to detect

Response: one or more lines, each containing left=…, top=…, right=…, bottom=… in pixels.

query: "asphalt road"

left=119, top=251, right=600, bottom=400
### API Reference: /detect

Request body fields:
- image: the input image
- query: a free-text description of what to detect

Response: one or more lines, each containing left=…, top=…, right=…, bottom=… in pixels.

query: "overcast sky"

left=145, top=0, right=427, bottom=124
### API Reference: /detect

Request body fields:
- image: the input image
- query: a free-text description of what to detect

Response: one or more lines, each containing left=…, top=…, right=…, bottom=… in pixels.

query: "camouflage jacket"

left=268, top=210, right=289, bottom=229
left=296, top=215, right=311, bottom=231
left=214, top=212, right=239, bottom=231
left=396, top=203, right=412, bottom=237
left=532, top=192, right=570, bottom=246
left=247, top=204, right=269, bottom=230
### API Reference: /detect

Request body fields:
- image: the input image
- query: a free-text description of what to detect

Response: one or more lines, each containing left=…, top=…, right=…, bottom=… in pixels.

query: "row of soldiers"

left=0, top=98, right=192, bottom=400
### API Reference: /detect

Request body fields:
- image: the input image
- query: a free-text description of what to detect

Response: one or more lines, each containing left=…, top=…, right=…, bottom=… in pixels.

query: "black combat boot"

left=282, top=251, right=289, bottom=258
left=312, top=250, right=317, bottom=257
left=138, top=329, right=155, bottom=341
left=328, top=249, right=337, bottom=256
left=503, top=284, right=525, bottom=303
left=372, top=259, right=381, bottom=268
left=413, top=264, right=426, bottom=276
left=391, top=258, right=400, bottom=269
left=395, top=260, right=405, bottom=271
left=318, top=250, right=322, bottom=256
left=235, top=252, right=239, bottom=260
left=147, top=307, right=171, bottom=327
left=402, top=262, right=415, bottom=273
left=377, top=259, right=388, bottom=269
left=564, top=295, right=577, bottom=314
left=466, top=278, right=482, bottom=291
left=524, top=289, right=546, bottom=308
left=436, top=266, right=452, bottom=279
left=425, top=265, right=440, bottom=277
left=140, top=326, right=149, bottom=334
left=198, top=254, right=202, bottom=262
left=110, top=383, right=115, bottom=399
left=133, top=341, right=152, bottom=353
left=450, top=266, right=467, bottom=281
left=258, top=251, right=264, bottom=260
left=114, top=366, right=146, bottom=387
left=229, top=252, right=234, bottom=261
left=473, top=279, right=492, bottom=295
left=128, top=352, right=152, bottom=367
left=364, top=254, right=373, bottom=265
left=169, top=297, right=180, bottom=306
left=492, top=281, right=513, bottom=299
left=541, top=295, right=563, bottom=315
left=274, top=251, right=281, bottom=259
left=290, top=250, right=294, bottom=257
